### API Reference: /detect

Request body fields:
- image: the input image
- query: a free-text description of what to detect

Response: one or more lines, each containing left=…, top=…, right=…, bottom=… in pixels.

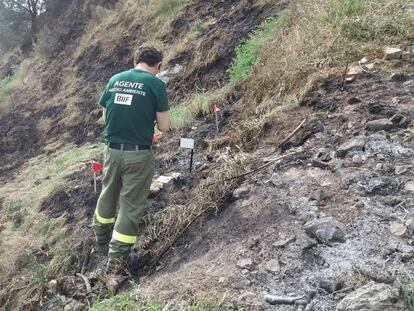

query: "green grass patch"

left=228, top=15, right=284, bottom=82
left=92, top=295, right=163, bottom=311
left=92, top=296, right=233, bottom=311
left=170, top=85, right=231, bottom=129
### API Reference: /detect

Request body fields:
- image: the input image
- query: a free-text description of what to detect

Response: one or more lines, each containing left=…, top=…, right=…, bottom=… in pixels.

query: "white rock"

left=384, top=47, right=402, bottom=60
left=156, top=172, right=181, bottom=184
left=265, top=259, right=280, bottom=273
left=359, top=57, right=369, bottom=64
left=150, top=180, right=164, bottom=195
left=233, top=185, right=251, bottom=199
left=405, top=182, right=414, bottom=193
left=237, top=258, right=253, bottom=269
left=156, top=64, right=183, bottom=83
left=365, top=63, right=375, bottom=70
left=395, top=166, right=409, bottom=175
left=390, top=222, right=408, bottom=237
left=348, top=66, right=363, bottom=75
left=48, top=279, right=58, bottom=293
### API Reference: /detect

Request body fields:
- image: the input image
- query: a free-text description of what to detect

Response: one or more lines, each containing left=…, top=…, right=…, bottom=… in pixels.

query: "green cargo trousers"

left=93, top=146, right=154, bottom=260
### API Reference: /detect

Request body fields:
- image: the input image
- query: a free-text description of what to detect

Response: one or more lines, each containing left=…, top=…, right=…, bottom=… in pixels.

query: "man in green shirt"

left=93, top=46, right=170, bottom=274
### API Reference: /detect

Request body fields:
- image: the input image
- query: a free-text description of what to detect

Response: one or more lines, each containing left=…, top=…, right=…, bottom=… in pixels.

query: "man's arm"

left=156, top=111, right=170, bottom=133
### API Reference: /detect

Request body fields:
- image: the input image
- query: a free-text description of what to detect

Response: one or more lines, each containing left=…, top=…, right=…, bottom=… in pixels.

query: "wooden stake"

left=215, top=111, right=219, bottom=133
left=93, top=172, right=97, bottom=193
left=190, top=149, right=194, bottom=173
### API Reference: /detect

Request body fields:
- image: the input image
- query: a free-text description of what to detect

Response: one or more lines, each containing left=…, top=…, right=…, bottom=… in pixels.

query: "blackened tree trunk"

left=30, top=10, right=37, bottom=43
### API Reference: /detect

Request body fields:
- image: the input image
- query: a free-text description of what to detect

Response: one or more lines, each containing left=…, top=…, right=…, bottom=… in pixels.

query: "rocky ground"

left=129, top=66, right=414, bottom=311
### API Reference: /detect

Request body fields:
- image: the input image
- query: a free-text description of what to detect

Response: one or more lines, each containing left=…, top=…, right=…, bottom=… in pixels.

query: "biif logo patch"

left=114, top=93, right=133, bottom=106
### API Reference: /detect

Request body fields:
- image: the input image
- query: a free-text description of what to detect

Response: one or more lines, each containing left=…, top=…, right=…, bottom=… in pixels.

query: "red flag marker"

left=91, top=162, right=103, bottom=193
left=92, top=162, right=103, bottom=173
left=213, top=104, right=221, bottom=133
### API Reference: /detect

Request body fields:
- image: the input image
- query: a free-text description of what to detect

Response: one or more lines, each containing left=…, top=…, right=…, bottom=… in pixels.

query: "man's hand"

left=156, top=111, right=170, bottom=132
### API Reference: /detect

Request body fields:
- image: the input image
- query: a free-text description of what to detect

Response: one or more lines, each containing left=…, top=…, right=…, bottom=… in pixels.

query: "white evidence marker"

left=180, top=138, right=195, bottom=149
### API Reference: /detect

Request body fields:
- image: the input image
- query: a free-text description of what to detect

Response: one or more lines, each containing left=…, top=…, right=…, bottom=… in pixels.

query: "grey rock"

left=337, top=136, right=367, bottom=158
left=336, top=282, right=401, bottom=311
left=405, top=182, right=414, bottom=193
left=264, top=259, right=280, bottom=273
left=354, top=262, right=395, bottom=284
left=395, top=165, right=410, bottom=175
left=156, top=64, right=183, bottom=84
left=366, top=119, right=394, bottom=132
left=318, top=278, right=344, bottom=293
left=390, top=222, right=408, bottom=237
left=384, top=47, right=402, bottom=60
left=316, top=148, right=333, bottom=161
left=311, top=158, right=331, bottom=169
left=356, top=173, right=400, bottom=195
left=389, top=113, right=409, bottom=128
left=310, top=189, right=328, bottom=202
left=384, top=237, right=414, bottom=260
left=237, top=258, right=253, bottom=270
left=295, top=235, right=318, bottom=250
left=233, top=185, right=251, bottom=199
left=273, top=235, right=296, bottom=248
left=405, top=217, right=414, bottom=235
left=304, top=217, right=346, bottom=245
left=352, top=155, right=362, bottom=164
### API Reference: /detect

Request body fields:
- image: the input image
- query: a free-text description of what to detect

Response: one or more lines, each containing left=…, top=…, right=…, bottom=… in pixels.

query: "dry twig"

left=278, top=119, right=307, bottom=149
left=76, top=273, right=92, bottom=294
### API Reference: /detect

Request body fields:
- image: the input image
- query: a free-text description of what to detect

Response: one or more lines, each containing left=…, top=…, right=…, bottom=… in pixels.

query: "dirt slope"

left=0, top=0, right=413, bottom=310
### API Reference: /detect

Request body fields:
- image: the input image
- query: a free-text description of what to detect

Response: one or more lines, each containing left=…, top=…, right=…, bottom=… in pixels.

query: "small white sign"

left=114, top=93, right=133, bottom=105
left=180, top=138, right=194, bottom=149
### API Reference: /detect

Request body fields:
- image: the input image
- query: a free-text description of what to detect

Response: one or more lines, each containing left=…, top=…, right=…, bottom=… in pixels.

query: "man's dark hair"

left=134, top=46, right=163, bottom=67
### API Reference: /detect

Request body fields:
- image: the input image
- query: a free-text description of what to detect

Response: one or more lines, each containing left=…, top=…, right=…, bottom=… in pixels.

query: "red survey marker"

left=92, top=162, right=103, bottom=173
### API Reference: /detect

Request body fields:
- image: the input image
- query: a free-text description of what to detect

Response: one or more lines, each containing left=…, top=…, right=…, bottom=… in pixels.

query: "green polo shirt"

left=99, top=69, right=169, bottom=146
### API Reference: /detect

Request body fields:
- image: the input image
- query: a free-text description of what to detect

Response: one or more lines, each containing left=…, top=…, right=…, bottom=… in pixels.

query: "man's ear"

left=157, top=62, right=162, bottom=71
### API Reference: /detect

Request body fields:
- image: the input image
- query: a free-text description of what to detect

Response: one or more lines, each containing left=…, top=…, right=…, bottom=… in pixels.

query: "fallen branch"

left=341, top=61, right=349, bottom=90
left=205, top=151, right=303, bottom=187
left=76, top=273, right=92, bottom=294
left=264, top=295, right=306, bottom=305
left=278, top=119, right=307, bottom=149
